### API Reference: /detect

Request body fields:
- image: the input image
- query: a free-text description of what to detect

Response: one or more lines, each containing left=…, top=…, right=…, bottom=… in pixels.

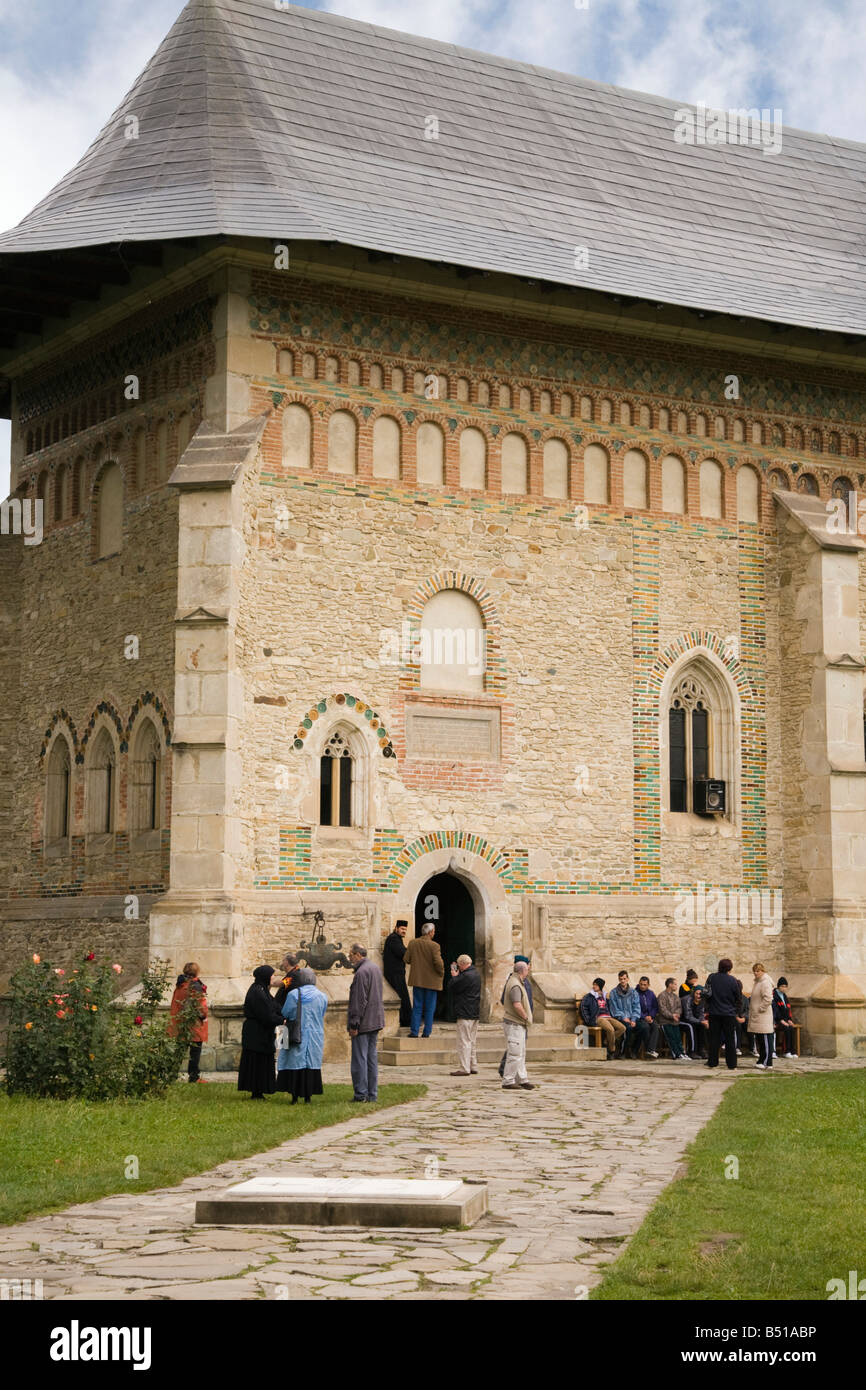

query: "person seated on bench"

left=608, top=970, right=645, bottom=1058
left=637, top=976, right=660, bottom=1057
left=681, top=985, right=709, bottom=1057
left=773, top=976, right=797, bottom=1057
left=658, top=977, right=690, bottom=1060
left=679, top=969, right=700, bottom=1002
left=579, top=977, right=625, bottom=1060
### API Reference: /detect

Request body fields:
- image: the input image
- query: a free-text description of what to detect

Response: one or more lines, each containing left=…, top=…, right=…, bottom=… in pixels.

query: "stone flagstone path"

left=1, top=1057, right=861, bottom=1301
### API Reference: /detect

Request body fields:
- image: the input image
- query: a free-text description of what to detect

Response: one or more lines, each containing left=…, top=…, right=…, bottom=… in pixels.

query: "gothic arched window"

left=86, top=728, right=116, bottom=835
left=131, top=720, right=162, bottom=834
left=45, top=737, right=72, bottom=843
left=320, top=730, right=354, bottom=828
left=668, top=675, right=712, bottom=813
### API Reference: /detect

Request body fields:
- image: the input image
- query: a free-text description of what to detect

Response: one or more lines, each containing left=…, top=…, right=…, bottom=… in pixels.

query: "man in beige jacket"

left=405, top=922, right=444, bottom=1038
left=501, top=960, right=536, bottom=1090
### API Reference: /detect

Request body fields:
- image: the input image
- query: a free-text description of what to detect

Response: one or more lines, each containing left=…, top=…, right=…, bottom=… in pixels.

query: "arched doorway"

left=414, top=872, right=475, bottom=1020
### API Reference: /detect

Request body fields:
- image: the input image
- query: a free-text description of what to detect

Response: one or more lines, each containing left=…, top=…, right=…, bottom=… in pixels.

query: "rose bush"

left=3, top=954, right=200, bottom=1099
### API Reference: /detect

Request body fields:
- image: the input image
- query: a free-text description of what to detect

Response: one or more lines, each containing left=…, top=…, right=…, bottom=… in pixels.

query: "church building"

left=2, top=0, right=866, bottom=1059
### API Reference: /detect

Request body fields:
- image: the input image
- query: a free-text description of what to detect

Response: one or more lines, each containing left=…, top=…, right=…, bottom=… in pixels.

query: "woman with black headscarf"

left=237, top=965, right=283, bottom=1098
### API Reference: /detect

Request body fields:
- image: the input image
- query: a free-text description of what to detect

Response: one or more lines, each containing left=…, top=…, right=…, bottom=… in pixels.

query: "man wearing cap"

left=498, top=955, right=534, bottom=1078
left=382, top=919, right=412, bottom=1029
left=501, top=959, right=535, bottom=1091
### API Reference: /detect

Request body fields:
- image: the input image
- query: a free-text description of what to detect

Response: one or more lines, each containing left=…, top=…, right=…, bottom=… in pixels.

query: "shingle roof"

left=1, top=0, right=865, bottom=335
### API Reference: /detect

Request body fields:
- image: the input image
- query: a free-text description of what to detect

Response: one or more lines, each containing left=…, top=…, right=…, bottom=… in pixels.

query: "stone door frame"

left=392, top=846, right=514, bottom=1021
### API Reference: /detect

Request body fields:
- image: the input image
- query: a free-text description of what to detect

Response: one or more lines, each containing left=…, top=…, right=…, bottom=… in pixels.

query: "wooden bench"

left=775, top=1021, right=801, bottom=1056
left=573, top=996, right=603, bottom=1049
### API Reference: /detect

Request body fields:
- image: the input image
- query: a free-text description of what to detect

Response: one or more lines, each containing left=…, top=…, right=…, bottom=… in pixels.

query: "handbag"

left=287, top=987, right=303, bottom=1047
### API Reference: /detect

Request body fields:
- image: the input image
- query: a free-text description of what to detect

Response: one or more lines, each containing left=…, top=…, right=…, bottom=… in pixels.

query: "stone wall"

left=0, top=280, right=216, bottom=981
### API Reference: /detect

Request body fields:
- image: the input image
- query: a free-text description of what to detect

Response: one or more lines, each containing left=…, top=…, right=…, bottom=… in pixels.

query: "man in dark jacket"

left=703, top=958, right=745, bottom=1070
left=578, top=977, right=625, bottom=1059
left=448, top=954, right=482, bottom=1076
left=273, top=952, right=300, bottom=1012
left=637, top=976, right=660, bottom=1058
left=347, top=944, right=385, bottom=1102
left=773, top=976, right=797, bottom=1057
left=382, top=920, right=411, bottom=1028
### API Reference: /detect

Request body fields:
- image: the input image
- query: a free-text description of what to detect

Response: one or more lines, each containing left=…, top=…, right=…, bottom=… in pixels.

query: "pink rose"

left=112, top=964, right=122, bottom=974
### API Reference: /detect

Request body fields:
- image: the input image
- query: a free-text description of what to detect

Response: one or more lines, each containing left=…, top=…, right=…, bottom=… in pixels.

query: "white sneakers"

left=647, top=1050, right=659, bottom=1058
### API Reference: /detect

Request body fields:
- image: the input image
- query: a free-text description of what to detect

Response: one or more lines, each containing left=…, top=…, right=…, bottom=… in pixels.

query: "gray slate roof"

left=2, top=0, right=865, bottom=335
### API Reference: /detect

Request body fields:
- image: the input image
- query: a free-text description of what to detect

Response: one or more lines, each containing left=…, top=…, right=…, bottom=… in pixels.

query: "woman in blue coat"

left=277, top=967, right=328, bottom=1103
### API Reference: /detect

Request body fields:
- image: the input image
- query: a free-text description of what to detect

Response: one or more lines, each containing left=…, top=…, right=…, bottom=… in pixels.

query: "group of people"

left=579, top=961, right=798, bottom=1070
left=383, top=920, right=535, bottom=1089
left=171, top=940, right=799, bottom=1094
left=235, top=945, right=386, bottom=1103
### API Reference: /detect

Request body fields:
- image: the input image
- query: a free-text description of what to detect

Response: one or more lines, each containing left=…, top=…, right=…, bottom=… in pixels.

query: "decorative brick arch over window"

left=403, top=572, right=505, bottom=695
left=124, top=692, right=172, bottom=750
left=290, top=692, right=394, bottom=758
left=78, top=701, right=125, bottom=764
left=39, top=710, right=80, bottom=768
left=647, top=633, right=754, bottom=829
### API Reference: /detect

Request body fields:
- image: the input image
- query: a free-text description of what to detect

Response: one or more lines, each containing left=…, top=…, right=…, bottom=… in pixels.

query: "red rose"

left=86, top=952, right=95, bottom=961
left=134, top=1015, right=143, bottom=1025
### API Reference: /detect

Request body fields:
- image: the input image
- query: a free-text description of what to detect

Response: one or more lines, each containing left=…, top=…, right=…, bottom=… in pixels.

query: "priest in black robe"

left=382, top=919, right=412, bottom=1028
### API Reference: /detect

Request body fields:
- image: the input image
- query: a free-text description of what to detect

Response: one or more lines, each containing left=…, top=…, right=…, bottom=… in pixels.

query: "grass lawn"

left=0, top=1082, right=425, bottom=1227
left=592, top=1070, right=866, bottom=1301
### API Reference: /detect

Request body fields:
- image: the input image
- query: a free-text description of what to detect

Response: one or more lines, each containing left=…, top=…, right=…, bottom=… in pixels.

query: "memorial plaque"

left=196, top=1174, right=488, bottom=1228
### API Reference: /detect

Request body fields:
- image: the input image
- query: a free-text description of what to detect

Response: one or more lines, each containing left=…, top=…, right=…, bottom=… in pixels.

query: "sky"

left=2, top=0, right=864, bottom=497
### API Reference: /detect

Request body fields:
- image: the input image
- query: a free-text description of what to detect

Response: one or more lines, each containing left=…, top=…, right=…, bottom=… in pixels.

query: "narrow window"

left=45, top=739, right=71, bottom=841
left=668, top=676, right=715, bottom=813
left=96, top=463, right=123, bottom=558
left=87, top=729, right=115, bottom=834
left=131, top=721, right=161, bottom=832
left=669, top=707, right=687, bottom=813
left=283, top=404, right=312, bottom=470
left=320, top=732, right=353, bottom=827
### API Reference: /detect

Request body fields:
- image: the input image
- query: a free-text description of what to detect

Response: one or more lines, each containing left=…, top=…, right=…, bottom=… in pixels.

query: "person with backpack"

left=278, top=966, right=328, bottom=1103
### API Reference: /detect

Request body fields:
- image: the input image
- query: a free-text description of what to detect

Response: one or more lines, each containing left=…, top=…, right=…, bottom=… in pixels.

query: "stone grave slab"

left=195, top=1175, right=488, bottom=1228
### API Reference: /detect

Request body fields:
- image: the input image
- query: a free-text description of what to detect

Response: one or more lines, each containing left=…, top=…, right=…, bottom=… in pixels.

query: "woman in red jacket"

left=170, top=962, right=209, bottom=1083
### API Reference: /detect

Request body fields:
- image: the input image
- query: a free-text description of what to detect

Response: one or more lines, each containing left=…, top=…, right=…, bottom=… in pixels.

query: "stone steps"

left=380, top=1028, right=604, bottom=1066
